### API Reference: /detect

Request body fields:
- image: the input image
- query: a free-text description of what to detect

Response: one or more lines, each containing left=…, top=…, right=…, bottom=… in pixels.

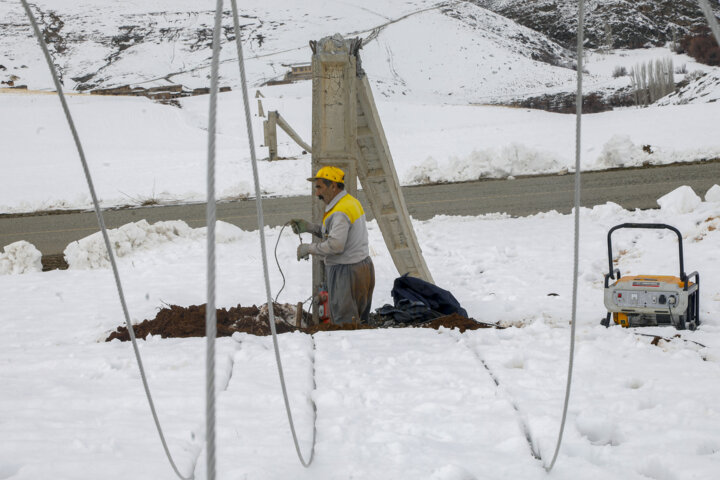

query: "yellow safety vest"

left=323, top=193, right=364, bottom=226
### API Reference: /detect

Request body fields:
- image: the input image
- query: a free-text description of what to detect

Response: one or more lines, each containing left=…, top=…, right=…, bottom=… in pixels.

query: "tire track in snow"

left=311, top=329, right=542, bottom=479
left=199, top=333, right=316, bottom=478
left=446, top=330, right=542, bottom=461
left=384, top=40, right=406, bottom=88
left=185, top=340, right=240, bottom=478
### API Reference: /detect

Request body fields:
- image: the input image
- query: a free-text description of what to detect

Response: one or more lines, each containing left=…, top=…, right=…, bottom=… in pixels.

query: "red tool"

left=317, top=287, right=330, bottom=324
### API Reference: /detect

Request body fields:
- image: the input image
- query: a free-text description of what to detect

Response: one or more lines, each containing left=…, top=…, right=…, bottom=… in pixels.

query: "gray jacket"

left=307, top=191, right=370, bottom=266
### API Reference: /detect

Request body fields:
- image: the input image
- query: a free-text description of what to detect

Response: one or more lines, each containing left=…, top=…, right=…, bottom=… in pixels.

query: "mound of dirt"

left=105, top=303, right=500, bottom=342
left=106, top=302, right=304, bottom=342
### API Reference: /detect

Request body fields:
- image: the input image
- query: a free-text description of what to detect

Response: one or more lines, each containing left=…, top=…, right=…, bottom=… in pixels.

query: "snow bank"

left=64, top=219, right=198, bottom=269
left=656, top=186, right=701, bottom=214
left=403, top=143, right=563, bottom=184
left=596, top=135, right=648, bottom=168
left=705, top=184, right=720, bottom=202
left=64, top=219, right=247, bottom=269
left=0, top=240, right=42, bottom=275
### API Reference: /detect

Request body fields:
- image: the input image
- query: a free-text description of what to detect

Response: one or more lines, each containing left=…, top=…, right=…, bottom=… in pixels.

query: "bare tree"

left=603, top=21, right=613, bottom=52
left=630, top=57, right=675, bottom=106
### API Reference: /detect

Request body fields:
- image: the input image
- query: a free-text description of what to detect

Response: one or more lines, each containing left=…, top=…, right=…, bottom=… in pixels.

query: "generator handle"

left=607, top=223, right=686, bottom=282
left=604, top=269, right=621, bottom=288
left=687, top=271, right=700, bottom=324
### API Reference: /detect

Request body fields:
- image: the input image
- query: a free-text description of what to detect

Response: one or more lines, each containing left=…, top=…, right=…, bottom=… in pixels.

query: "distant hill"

left=473, top=0, right=720, bottom=49
left=1, top=1, right=718, bottom=107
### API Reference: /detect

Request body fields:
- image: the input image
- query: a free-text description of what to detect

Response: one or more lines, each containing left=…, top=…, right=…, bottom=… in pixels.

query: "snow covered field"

left=1, top=185, right=720, bottom=479
left=2, top=86, right=720, bottom=214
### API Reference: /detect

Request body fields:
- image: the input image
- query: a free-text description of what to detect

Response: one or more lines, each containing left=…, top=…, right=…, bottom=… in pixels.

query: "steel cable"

left=698, top=0, right=720, bottom=46
left=229, top=0, right=317, bottom=467
left=19, top=1, right=194, bottom=479
left=204, top=1, right=227, bottom=480
left=544, top=0, right=584, bottom=472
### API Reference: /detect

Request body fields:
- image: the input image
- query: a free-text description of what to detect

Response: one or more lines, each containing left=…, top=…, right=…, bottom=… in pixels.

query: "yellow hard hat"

left=307, top=166, right=345, bottom=183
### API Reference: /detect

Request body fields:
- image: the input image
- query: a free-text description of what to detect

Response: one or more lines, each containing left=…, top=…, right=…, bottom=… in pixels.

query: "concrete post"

left=307, top=33, right=434, bottom=323
left=263, top=111, right=278, bottom=161
left=309, top=35, right=360, bottom=323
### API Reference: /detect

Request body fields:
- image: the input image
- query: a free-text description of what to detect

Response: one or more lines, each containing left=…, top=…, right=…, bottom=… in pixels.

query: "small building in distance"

left=263, top=63, right=312, bottom=86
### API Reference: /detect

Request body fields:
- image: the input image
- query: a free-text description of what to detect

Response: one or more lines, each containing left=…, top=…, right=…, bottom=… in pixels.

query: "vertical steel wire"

left=19, top=1, right=193, bottom=479
left=229, top=0, right=317, bottom=467
left=204, top=1, right=227, bottom=479
left=544, top=0, right=584, bottom=472
left=698, top=0, right=720, bottom=45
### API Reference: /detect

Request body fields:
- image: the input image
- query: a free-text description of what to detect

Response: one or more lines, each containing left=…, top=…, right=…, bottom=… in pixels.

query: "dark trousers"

left=326, top=256, right=375, bottom=325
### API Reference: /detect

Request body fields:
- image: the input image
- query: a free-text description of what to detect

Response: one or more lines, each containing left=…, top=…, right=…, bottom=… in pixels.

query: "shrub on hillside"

left=678, top=27, right=720, bottom=66
left=612, top=65, right=628, bottom=77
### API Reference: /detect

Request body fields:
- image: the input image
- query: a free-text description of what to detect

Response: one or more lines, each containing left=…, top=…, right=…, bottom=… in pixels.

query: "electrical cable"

left=19, top=2, right=194, bottom=479
left=698, top=0, right=720, bottom=46
left=544, top=0, right=584, bottom=472
left=204, top=1, right=226, bottom=479
left=273, top=223, right=290, bottom=303
left=229, top=0, right=317, bottom=467
left=273, top=222, right=310, bottom=304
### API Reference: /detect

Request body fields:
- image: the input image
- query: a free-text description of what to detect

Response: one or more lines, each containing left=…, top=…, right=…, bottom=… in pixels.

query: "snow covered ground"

left=1, top=185, right=720, bottom=479
left=2, top=85, right=719, bottom=214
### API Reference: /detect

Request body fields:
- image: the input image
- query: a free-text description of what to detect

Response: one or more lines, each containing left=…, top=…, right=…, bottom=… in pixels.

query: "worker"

left=291, top=166, right=375, bottom=325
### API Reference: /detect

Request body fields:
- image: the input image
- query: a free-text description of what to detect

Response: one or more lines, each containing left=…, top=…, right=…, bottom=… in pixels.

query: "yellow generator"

left=602, top=223, right=700, bottom=331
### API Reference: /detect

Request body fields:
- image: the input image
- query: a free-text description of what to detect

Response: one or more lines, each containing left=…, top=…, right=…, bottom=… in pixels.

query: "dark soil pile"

left=105, top=303, right=500, bottom=342
left=106, top=303, right=303, bottom=342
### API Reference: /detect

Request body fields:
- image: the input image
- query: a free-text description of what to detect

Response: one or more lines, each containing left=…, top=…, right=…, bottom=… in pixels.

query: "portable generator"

left=601, top=223, right=700, bottom=331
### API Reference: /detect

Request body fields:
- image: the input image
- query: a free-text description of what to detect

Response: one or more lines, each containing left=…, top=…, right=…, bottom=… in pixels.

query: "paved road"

left=1, top=161, right=718, bottom=260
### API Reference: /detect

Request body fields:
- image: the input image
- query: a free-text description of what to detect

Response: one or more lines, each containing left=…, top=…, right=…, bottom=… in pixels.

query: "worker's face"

left=314, top=180, right=338, bottom=205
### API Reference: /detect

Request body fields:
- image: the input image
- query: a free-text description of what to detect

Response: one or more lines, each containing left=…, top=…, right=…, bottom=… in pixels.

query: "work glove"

left=290, top=219, right=311, bottom=234
left=297, top=243, right=312, bottom=261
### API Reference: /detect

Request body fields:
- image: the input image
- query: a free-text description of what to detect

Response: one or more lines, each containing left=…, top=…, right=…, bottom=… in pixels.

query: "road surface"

left=1, top=161, right=717, bottom=267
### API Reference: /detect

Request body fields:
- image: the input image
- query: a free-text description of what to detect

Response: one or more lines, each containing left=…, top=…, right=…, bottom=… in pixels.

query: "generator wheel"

left=601, top=313, right=610, bottom=328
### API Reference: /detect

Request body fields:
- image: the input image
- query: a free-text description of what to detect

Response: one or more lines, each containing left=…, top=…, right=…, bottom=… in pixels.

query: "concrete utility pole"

left=309, top=35, right=360, bottom=323
left=309, top=33, right=433, bottom=323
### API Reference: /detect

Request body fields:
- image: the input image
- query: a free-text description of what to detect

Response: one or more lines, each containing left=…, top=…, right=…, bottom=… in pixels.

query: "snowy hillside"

left=2, top=0, right=720, bottom=105
left=1, top=0, right=579, bottom=103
